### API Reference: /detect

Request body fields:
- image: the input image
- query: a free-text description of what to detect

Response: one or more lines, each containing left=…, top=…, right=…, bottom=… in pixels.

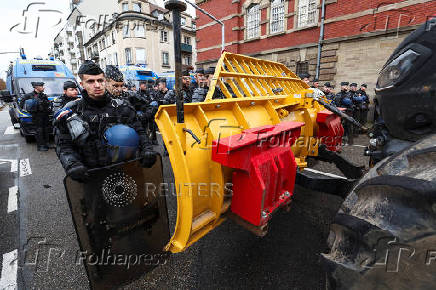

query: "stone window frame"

left=183, top=35, right=191, bottom=45
left=295, top=60, right=309, bottom=76
left=160, top=30, right=168, bottom=43
left=162, top=51, right=170, bottom=66
left=122, top=2, right=129, bottom=12
left=125, top=47, right=132, bottom=65
left=134, top=23, right=146, bottom=38
left=245, top=2, right=261, bottom=40
left=270, top=0, right=286, bottom=34
left=133, top=2, right=141, bottom=13
left=294, top=0, right=319, bottom=29
left=135, top=47, right=146, bottom=64
left=122, top=23, right=130, bottom=38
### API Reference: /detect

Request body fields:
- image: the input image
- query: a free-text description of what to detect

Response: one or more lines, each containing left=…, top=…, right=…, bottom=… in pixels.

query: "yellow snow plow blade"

left=156, top=52, right=329, bottom=253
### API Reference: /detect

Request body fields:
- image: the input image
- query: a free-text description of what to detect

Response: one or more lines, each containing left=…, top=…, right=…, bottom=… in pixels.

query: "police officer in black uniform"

left=181, top=71, right=193, bottom=103
left=357, top=83, right=370, bottom=126
left=334, top=82, right=354, bottom=144
left=154, top=78, right=175, bottom=105
left=298, top=73, right=311, bottom=85
left=54, top=60, right=156, bottom=181
left=349, top=82, right=361, bottom=136
left=191, top=68, right=205, bottom=91
left=323, top=82, right=335, bottom=102
left=53, top=81, right=80, bottom=112
left=21, top=82, right=52, bottom=151
left=191, top=67, right=225, bottom=102
left=105, top=65, right=130, bottom=101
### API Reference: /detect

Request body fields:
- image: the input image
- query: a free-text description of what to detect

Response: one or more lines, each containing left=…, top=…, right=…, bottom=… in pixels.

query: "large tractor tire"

left=323, top=134, right=436, bottom=289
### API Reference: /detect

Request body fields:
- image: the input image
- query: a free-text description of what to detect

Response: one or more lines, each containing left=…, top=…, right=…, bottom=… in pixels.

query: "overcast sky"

left=0, top=0, right=196, bottom=80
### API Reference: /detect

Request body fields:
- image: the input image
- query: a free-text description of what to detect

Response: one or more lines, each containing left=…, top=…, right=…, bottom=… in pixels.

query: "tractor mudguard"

left=64, top=157, right=169, bottom=290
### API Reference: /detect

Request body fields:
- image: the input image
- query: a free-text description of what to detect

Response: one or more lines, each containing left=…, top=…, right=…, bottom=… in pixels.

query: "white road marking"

left=0, top=159, right=18, bottom=173
left=0, top=249, right=18, bottom=290
left=3, top=127, right=18, bottom=135
left=19, top=159, right=32, bottom=177
left=351, top=145, right=366, bottom=148
left=7, top=186, right=18, bottom=213
left=304, top=168, right=347, bottom=180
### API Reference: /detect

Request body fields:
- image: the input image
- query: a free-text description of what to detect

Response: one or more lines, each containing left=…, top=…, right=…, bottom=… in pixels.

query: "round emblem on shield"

left=101, top=172, right=138, bottom=207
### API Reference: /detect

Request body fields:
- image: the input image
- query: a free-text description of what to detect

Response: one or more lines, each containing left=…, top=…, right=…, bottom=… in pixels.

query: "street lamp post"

left=165, top=0, right=187, bottom=125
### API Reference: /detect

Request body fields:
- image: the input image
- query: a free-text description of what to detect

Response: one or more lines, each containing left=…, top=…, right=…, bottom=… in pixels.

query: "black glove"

left=67, top=164, right=89, bottom=182
left=141, top=150, right=157, bottom=168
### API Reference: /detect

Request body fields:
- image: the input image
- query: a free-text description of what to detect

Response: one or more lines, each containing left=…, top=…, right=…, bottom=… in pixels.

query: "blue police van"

left=158, top=71, right=196, bottom=90
left=5, top=54, right=78, bottom=142
left=118, top=65, right=158, bottom=88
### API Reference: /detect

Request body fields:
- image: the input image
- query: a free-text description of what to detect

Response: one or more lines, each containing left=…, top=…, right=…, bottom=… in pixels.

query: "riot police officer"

left=311, top=78, right=320, bottom=89
left=21, top=82, right=52, bottom=151
left=298, top=73, right=311, bottom=85
left=54, top=60, right=156, bottom=182
left=181, top=71, right=193, bottom=103
left=323, top=82, right=335, bottom=102
left=105, top=65, right=128, bottom=100
left=357, top=83, right=370, bottom=126
left=191, top=68, right=205, bottom=90
left=334, top=82, right=354, bottom=144
left=349, top=82, right=361, bottom=135
left=155, top=78, right=175, bottom=105
left=53, top=81, right=80, bottom=112
left=191, top=67, right=225, bottom=102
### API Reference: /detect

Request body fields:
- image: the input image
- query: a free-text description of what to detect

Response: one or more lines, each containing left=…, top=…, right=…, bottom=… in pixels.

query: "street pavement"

left=0, top=104, right=369, bottom=289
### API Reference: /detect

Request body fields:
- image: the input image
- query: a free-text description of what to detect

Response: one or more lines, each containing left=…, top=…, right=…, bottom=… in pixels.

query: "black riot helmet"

left=376, top=17, right=436, bottom=141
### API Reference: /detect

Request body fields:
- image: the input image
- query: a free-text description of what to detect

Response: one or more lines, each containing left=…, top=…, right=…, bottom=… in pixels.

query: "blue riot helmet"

left=103, top=124, right=140, bottom=163
left=352, top=94, right=363, bottom=103
left=341, top=97, right=353, bottom=107
left=24, top=98, right=38, bottom=112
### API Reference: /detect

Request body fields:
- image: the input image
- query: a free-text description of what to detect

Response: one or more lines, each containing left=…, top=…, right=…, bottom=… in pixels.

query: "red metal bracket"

left=212, top=122, right=304, bottom=226
left=316, top=109, right=344, bottom=152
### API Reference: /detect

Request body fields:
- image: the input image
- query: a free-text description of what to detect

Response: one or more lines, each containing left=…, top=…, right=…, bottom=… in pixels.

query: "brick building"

left=195, top=0, right=436, bottom=92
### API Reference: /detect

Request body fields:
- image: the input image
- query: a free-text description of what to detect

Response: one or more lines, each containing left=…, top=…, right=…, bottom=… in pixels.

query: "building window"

left=246, top=4, right=260, bottom=39
left=136, top=48, right=146, bottom=64
left=135, top=24, right=145, bottom=37
left=183, top=36, right=191, bottom=45
left=123, top=24, right=129, bottom=38
left=270, top=0, right=285, bottom=33
left=296, top=61, right=309, bottom=76
left=112, top=31, right=116, bottom=44
left=184, top=56, right=192, bottom=65
left=114, top=52, right=118, bottom=65
left=101, top=38, right=106, bottom=49
left=181, top=17, right=186, bottom=26
left=162, top=52, right=169, bottom=66
left=192, top=22, right=196, bottom=30
left=122, top=2, right=129, bottom=12
left=125, top=48, right=132, bottom=64
left=133, top=2, right=141, bottom=12
left=106, top=35, right=111, bottom=47
left=160, top=30, right=168, bottom=42
left=298, top=0, right=318, bottom=28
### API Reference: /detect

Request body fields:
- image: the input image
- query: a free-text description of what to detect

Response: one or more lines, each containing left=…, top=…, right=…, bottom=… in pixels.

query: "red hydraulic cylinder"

left=211, top=121, right=304, bottom=226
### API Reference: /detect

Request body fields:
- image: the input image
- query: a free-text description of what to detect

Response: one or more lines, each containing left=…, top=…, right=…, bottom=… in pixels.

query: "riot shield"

left=64, top=156, right=169, bottom=290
